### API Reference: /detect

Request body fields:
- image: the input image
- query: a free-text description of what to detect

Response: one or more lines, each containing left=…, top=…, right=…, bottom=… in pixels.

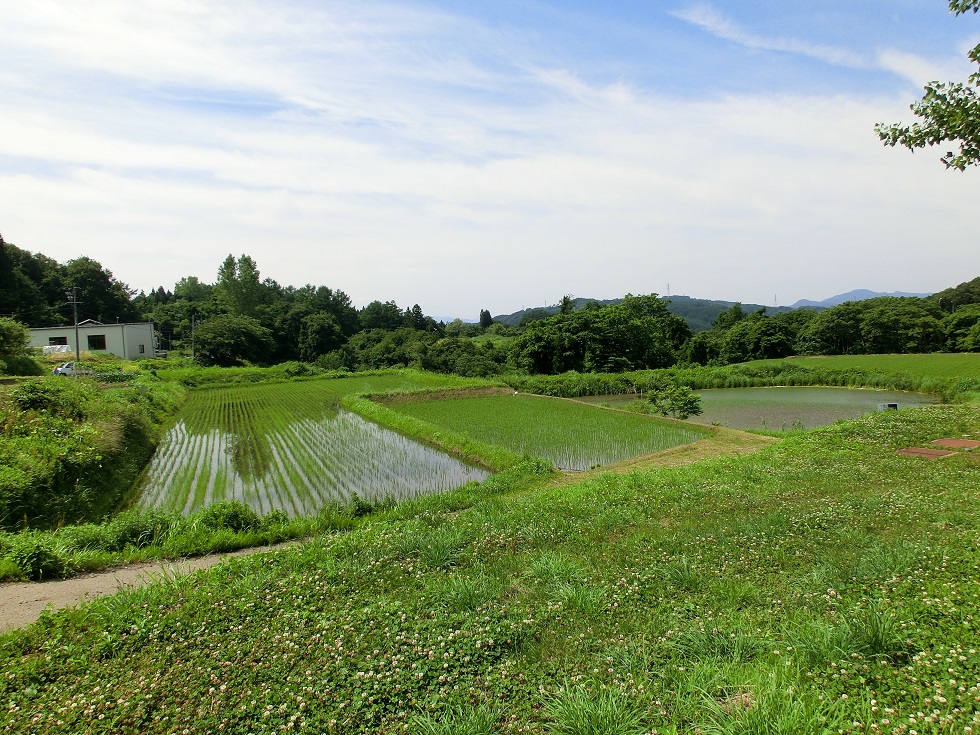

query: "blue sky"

left=1, top=1, right=977, bottom=319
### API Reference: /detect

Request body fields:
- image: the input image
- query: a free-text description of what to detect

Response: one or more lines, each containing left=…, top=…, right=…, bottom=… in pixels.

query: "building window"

left=139, top=344, right=145, bottom=354
left=87, top=334, right=107, bottom=351
left=49, top=337, right=68, bottom=346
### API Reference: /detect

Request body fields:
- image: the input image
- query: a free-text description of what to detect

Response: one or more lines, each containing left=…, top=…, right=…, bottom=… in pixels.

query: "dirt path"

left=0, top=542, right=294, bottom=634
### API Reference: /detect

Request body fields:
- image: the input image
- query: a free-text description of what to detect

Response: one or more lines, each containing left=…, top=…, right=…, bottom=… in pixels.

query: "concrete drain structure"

left=897, top=437, right=980, bottom=459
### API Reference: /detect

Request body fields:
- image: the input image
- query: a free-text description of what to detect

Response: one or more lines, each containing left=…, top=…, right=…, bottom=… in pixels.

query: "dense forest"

left=2, top=233, right=979, bottom=377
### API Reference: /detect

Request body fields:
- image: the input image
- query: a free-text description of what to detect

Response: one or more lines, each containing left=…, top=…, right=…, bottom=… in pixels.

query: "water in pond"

left=580, top=387, right=938, bottom=431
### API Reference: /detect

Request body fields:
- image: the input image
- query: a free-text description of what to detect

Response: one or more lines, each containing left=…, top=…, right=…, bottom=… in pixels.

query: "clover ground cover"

left=389, top=393, right=710, bottom=470
left=137, top=374, right=489, bottom=516
left=5, top=403, right=980, bottom=734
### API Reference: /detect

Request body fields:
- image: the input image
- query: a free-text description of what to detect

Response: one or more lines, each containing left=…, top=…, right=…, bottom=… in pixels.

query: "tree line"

left=2, top=233, right=978, bottom=377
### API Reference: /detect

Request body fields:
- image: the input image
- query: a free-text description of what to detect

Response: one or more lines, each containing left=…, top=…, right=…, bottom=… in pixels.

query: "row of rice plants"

left=390, top=393, right=710, bottom=471
left=137, top=377, right=489, bottom=516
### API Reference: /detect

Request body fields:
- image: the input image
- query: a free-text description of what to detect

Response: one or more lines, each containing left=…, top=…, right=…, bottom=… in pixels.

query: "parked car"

left=52, top=362, right=93, bottom=376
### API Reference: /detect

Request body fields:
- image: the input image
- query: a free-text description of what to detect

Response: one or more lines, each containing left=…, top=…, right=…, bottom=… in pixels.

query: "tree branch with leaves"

left=875, top=0, right=980, bottom=170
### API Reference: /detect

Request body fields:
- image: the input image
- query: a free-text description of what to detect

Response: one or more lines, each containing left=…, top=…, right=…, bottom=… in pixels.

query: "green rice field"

left=756, top=353, right=980, bottom=380
left=137, top=375, right=489, bottom=516
left=583, top=386, right=938, bottom=430
left=389, top=393, right=709, bottom=470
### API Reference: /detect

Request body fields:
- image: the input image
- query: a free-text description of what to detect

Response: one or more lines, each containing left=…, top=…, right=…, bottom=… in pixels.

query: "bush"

left=4, top=532, right=72, bottom=581
left=104, top=509, right=178, bottom=549
left=260, top=509, right=291, bottom=530
left=11, top=378, right=88, bottom=417
left=196, top=501, right=261, bottom=532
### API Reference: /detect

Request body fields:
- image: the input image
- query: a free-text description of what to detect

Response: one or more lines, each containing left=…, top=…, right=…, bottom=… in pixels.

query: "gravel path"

left=0, top=543, right=292, bottom=634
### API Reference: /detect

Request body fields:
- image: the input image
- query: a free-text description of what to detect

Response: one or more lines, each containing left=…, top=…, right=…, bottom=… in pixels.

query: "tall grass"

left=0, top=376, right=185, bottom=530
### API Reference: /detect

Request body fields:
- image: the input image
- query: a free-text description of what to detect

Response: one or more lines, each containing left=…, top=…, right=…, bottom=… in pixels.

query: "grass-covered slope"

left=2, top=403, right=978, bottom=733
left=0, top=377, right=184, bottom=530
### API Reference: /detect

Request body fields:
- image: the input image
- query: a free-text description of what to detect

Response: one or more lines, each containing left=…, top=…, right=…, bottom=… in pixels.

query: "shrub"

left=196, top=501, right=261, bottom=532
left=11, top=378, right=87, bottom=417
left=104, top=509, right=178, bottom=549
left=260, top=509, right=290, bottom=530
left=4, top=532, right=72, bottom=581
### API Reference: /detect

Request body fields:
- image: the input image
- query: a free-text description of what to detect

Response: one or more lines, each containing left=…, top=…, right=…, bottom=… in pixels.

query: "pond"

left=579, top=386, right=938, bottom=431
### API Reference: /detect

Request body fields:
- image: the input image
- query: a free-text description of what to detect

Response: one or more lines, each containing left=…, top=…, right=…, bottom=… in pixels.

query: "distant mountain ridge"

left=790, top=289, right=932, bottom=308
left=492, top=289, right=934, bottom=333
left=493, top=295, right=795, bottom=333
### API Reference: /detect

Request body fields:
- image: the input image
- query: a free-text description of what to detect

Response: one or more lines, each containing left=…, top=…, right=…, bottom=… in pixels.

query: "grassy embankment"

left=0, top=356, right=978, bottom=732
left=0, top=376, right=184, bottom=530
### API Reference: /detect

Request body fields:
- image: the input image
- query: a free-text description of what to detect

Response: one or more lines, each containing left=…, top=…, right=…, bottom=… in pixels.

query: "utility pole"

left=65, top=287, right=81, bottom=369
left=191, top=314, right=196, bottom=361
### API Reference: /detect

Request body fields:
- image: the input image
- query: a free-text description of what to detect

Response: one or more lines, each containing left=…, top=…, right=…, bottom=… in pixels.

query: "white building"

left=28, top=320, right=157, bottom=360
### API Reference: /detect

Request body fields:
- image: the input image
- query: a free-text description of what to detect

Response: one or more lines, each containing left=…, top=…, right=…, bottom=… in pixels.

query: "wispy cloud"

left=669, top=4, right=867, bottom=68
left=672, top=4, right=977, bottom=90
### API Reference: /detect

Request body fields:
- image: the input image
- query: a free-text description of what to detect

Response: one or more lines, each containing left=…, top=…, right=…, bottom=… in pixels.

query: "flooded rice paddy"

left=137, top=380, right=488, bottom=516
